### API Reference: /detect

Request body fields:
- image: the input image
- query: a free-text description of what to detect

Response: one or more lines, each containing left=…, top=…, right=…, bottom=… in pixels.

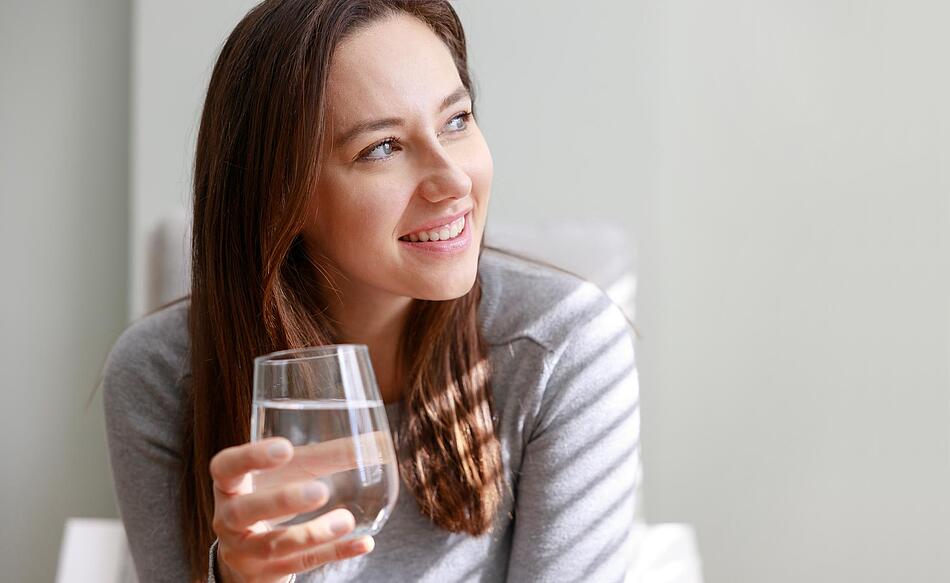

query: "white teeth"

left=402, top=214, right=466, bottom=243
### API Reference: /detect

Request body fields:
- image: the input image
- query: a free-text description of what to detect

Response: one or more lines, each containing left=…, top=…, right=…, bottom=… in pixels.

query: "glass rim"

left=254, top=344, right=369, bottom=366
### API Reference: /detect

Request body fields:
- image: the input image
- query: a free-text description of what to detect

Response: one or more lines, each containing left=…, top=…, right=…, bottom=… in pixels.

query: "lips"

left=398, top=211, right=472, bottom=254
left=399, top=214, right=465, bottom=242
left=399, top=208, right=472, bottom=239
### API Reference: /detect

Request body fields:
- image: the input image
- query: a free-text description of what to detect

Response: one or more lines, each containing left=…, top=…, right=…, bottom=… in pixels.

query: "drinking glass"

left=251, top=345, right=399, bottom=537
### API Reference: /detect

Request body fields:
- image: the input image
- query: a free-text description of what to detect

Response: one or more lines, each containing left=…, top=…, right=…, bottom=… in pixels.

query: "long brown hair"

left=184, top=0, right=502, bottom=579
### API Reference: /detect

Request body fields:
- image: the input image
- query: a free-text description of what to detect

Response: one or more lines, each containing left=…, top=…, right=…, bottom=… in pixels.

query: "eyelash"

left=357, top=111, right=473, bottom=163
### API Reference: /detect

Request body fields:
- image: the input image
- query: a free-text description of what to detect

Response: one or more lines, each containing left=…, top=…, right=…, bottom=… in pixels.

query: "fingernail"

left=329, top=513, right=352, bottom=535
left=267, top=441, right=292, bottom=459
left=348, top=536, right=374, bottom=554
left=303, top=482, right=327, bottom=501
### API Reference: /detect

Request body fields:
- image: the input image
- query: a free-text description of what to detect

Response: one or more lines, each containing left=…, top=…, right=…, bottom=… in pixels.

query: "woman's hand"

left=210, top=437, right=375, bottom=583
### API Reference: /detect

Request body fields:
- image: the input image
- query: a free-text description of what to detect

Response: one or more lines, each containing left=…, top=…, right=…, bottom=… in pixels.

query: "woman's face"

left=305, top=13, right=493, bottom=304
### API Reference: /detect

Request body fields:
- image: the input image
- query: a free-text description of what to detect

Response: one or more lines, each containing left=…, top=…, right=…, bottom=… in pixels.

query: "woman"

left=102, top=1, right=640, bottom=582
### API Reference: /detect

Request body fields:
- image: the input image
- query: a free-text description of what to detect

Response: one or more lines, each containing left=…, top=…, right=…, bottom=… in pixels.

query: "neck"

left=327, top=284, right=413, bottom=404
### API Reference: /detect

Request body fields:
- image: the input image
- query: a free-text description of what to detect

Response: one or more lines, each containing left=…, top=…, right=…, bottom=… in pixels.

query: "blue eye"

left=362, top=139, right=398, bottom=161
left=359, top=111, right=472, bottom=162
left=446, top=111, right=471, bottom=132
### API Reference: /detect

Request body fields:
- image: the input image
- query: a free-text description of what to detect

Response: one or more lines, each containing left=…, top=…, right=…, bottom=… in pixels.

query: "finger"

left=260, top=534, right=374, bottom=577
left=211, top=438, right=294, bottom=495
left=221, top=481, right=331, bottom=532
left=249, top=508, right=357, bottom=560
left=270, top=431, right=392, bottom=483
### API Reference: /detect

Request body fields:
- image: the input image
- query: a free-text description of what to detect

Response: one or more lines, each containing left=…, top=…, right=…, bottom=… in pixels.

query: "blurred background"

left=1, top=1, right=948, bottom=582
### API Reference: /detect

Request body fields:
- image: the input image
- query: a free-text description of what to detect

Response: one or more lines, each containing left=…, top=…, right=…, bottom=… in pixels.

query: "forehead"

left=325, top=13, right=463, bottom=127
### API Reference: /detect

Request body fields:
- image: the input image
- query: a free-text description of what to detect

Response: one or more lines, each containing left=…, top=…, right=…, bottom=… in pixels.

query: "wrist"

left=208, top=539, right=222, bottom=583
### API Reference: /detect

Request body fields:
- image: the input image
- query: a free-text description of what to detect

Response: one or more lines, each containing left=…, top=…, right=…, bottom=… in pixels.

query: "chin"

left=411, top=267, right=478, bottom=301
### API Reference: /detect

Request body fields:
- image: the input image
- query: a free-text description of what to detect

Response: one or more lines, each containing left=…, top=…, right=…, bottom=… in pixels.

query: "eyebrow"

left=333, top=85, right=471, bottom=149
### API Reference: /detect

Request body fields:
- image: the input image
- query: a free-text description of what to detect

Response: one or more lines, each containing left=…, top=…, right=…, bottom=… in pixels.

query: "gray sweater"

left=102, top=248, right=641, bottom=583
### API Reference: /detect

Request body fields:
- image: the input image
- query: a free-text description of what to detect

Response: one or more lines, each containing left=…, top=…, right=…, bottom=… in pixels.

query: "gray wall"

left=0, top=1, right=130, bottom=581
left=633, top=2, right=950, bottom=582
left=452, top=1, right=643, bottom=240
left=129, top=0, right=259, bottom=318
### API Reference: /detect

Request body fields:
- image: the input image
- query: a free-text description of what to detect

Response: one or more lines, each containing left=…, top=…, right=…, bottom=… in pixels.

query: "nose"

left=414, top=142, right=473, bottom=204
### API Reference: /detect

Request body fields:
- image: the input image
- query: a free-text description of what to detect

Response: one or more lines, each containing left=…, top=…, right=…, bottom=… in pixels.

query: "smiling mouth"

left=398, top=214, right=466, bottom=243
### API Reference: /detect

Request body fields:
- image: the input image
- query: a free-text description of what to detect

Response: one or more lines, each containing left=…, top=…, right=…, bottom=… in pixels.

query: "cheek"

left=314, top=176, right=406, bottom=249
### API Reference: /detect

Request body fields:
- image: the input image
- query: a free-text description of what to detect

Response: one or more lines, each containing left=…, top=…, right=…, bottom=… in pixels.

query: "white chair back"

left=56, top=518, right=138, bottom=583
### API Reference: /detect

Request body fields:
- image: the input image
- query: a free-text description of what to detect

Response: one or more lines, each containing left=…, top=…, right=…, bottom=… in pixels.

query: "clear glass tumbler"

left=250, top=345, right=399, bottom=537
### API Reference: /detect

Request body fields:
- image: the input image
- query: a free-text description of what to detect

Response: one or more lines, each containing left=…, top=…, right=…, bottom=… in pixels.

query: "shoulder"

left=478, top=247, right=632, bottom=356
left=479, top=248, right=639, bottom=474
left=101, top=301, right=190, bottom=421
left=104, top=300, right=190, bottom=383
